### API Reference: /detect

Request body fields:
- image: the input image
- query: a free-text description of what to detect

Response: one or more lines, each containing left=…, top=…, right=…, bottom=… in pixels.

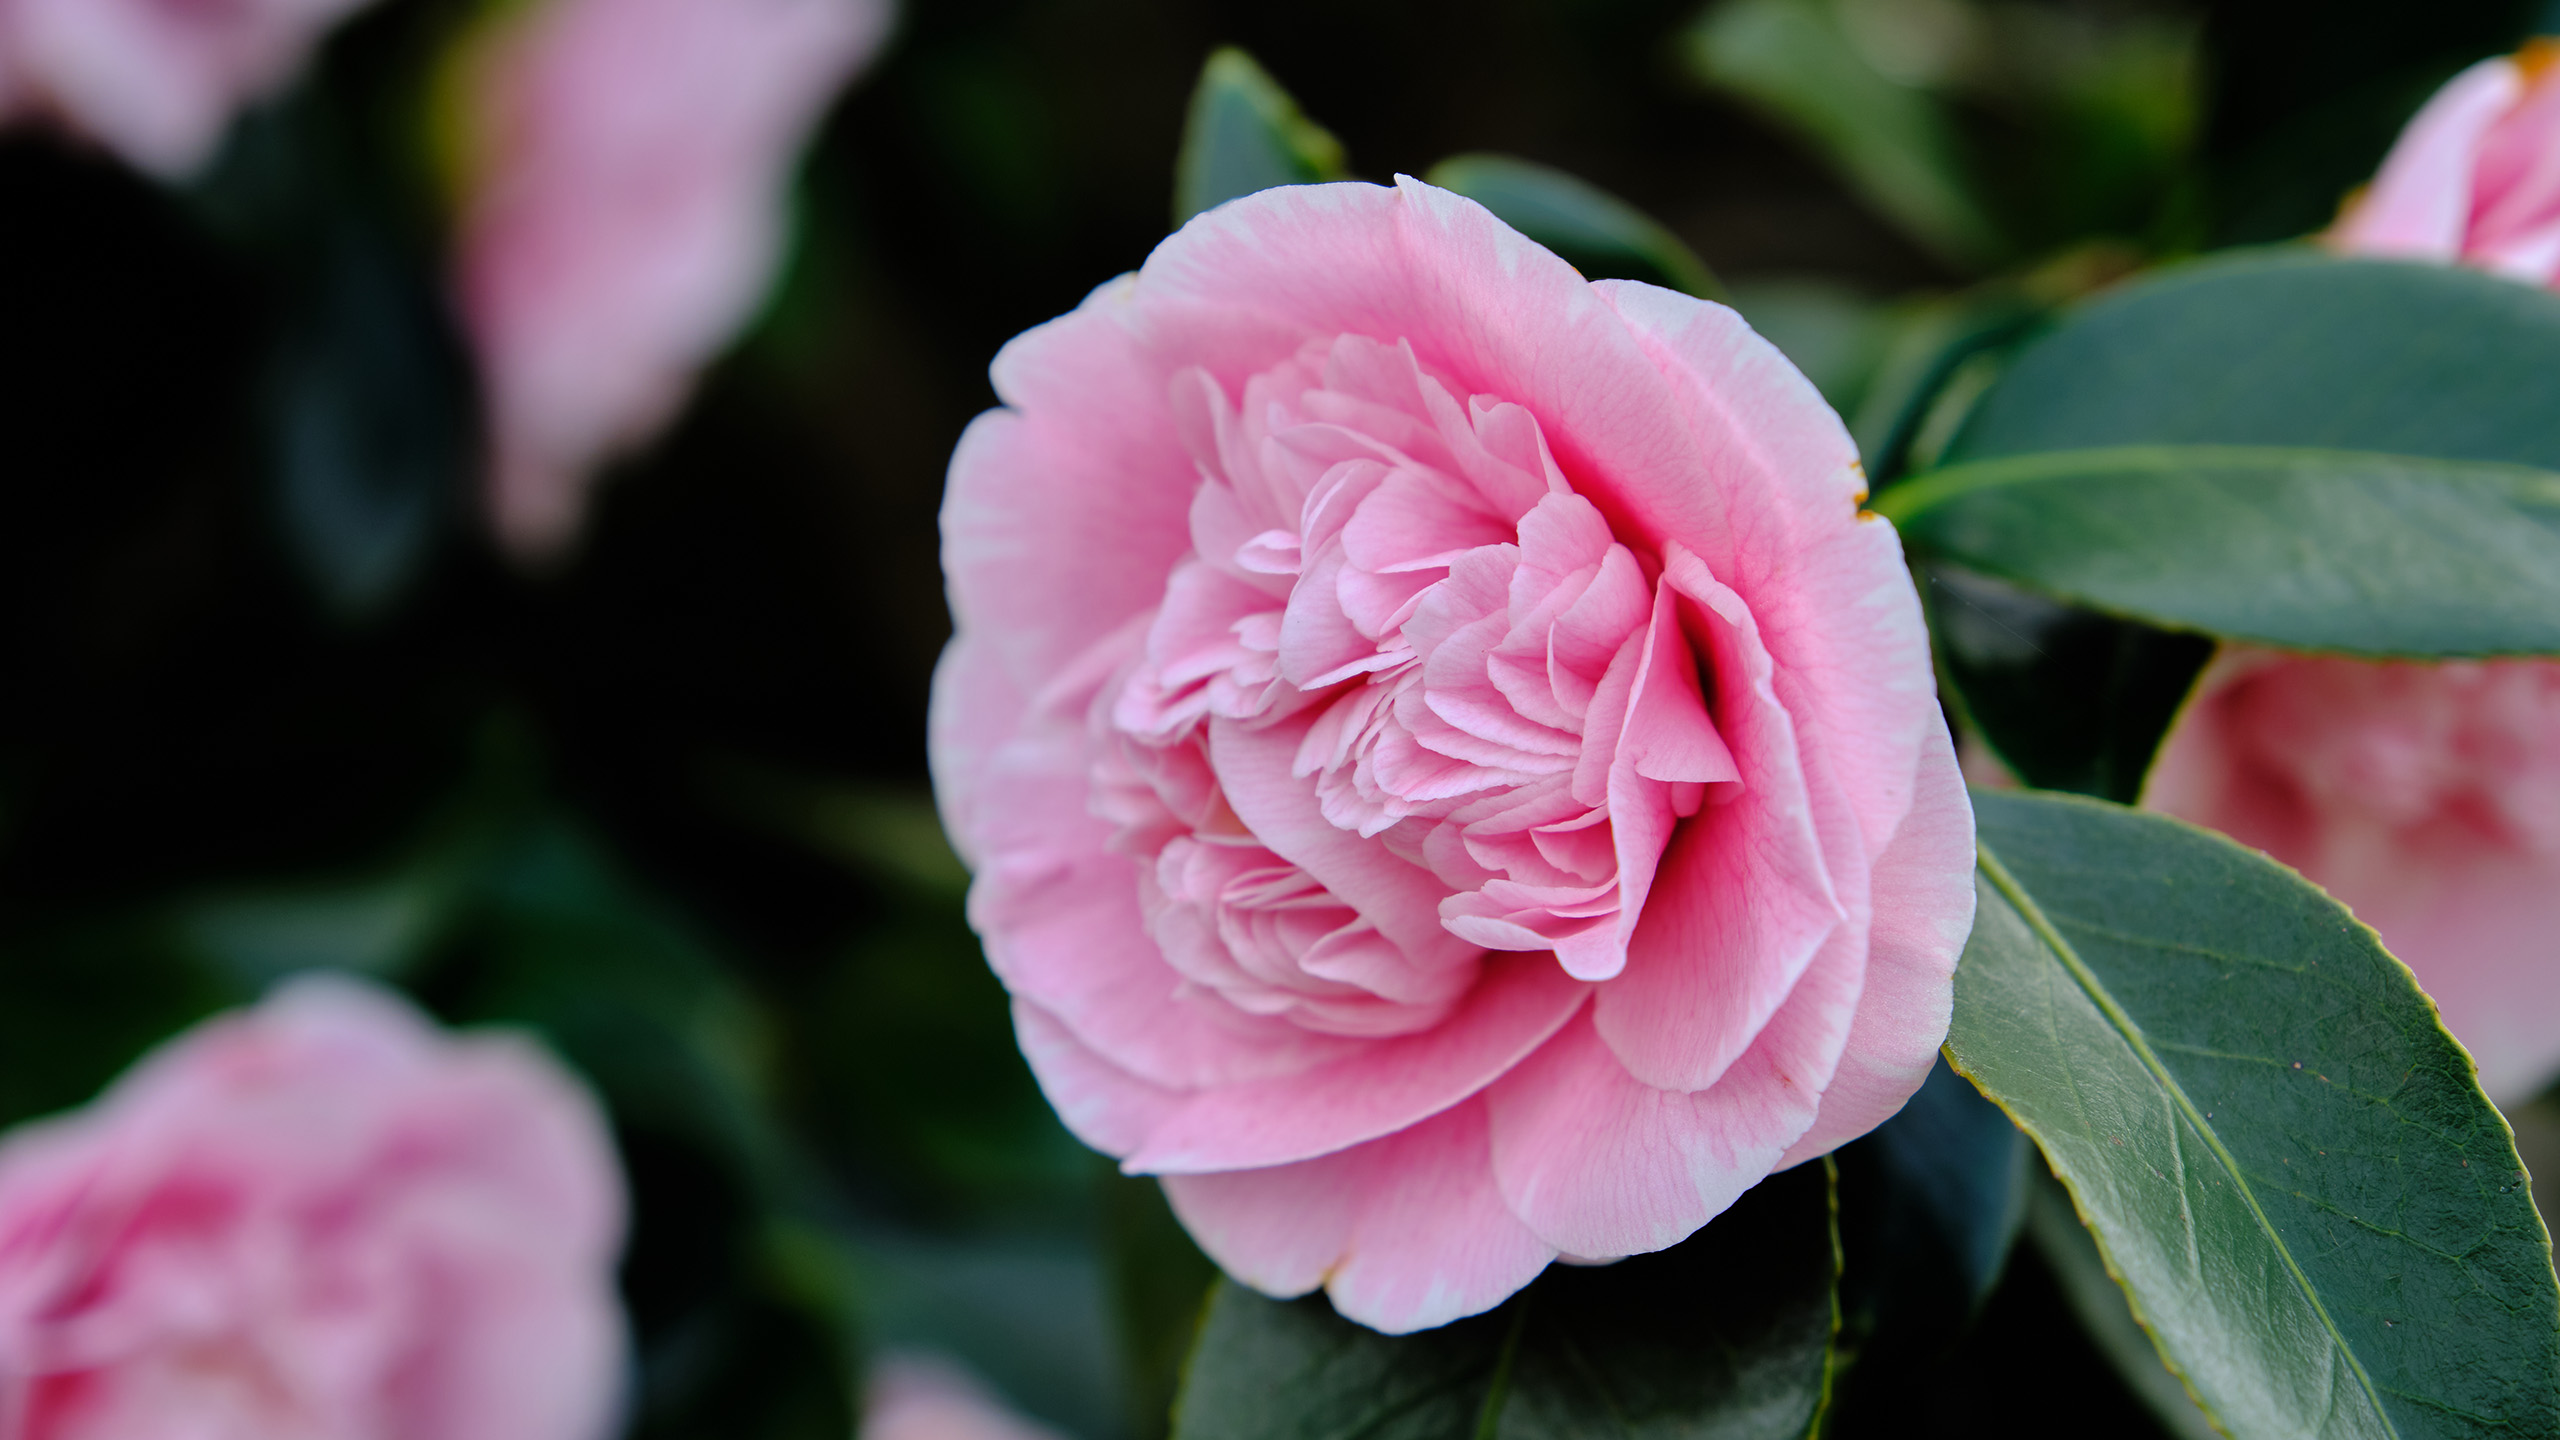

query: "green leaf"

left=1683, top=0, right=2002, bottom=269
left=1848, top=291, right=2041, bottom=483
left=1945, top=251, right=2560, bottom=468
left=1724, top=279, right=1898, bottom=415
left=1882, top=445, right=2560, bottom=656
left=2024, top=1170, right=2221, bottom=1440
left=1421, top=154, right=1721, bottom=299
left=1173, top=48, right=1347, bottom=227
left=1172, top=1160, right=1839, bottom=1440
left=1947, top=789, right=2560, bottom=1440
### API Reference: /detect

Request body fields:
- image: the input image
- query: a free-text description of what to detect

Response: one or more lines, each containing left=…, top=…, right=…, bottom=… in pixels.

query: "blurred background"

left=1, top=0, right=2553, bottom=1436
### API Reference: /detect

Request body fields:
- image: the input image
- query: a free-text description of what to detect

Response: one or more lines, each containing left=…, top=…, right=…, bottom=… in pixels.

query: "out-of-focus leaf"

left=1105, top=1176, right=1217, bottom=1440
left=1421, top=153, right=1721, bottom=298
left=1922, top=566, right=2209, bottom=800
left=716, top=766, right=968, bottom=900
left=177, top=868, right=456, bottom=989
left=854, top=1228, right=1126, bottom=1440
left=1884, top=446, right=2560, bottom=657
left=1823, top=1057, right=2030, bottom=1430
left=0, top=922, right=229, bottom=1131
left=266, top=216, right=471, bottom=618
left=1685, top=0, right=2000, bottom=268
left=1172, top=48, right=1346, bottom=226
left=2023, top=1171, right=2220, bottom=1440
left=1173, top=1160, right=1838, bottom=1440
left=197, top=73, right=476, bottom=620
left=1725, top=279, right=1898, bottom=414
left=1847, top=290, right=2039, bottom=483
left=1949, top=789, right=2560, bottom=1440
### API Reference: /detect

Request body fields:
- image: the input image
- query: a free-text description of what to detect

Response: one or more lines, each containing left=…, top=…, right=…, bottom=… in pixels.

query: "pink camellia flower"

left=2145, top=651, right=2560, bottom=1104
left=930, top=178, right=1976, bottom=1333
left=0, top=977, right=628, bottom=1440
left=0, top=0, right=376, bottom=176
left=2331, top=39, right=2560, bottom=285
left=452, top=0, right=891, bottom=557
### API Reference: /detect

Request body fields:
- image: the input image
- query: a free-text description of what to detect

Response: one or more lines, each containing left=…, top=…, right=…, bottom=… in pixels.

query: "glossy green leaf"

left=1172, top=1160, right=1838, bottom=1440
left=1683, top=0, right=2000, bottom=268
left=1848, top=290, right=2041, bottom=484
left=1946, top=251, right=2560, bottom=468
left=1421, top=153, right=1721, bottom=299
left=1947, top=789, right=2560, bottom=1440
left=1882, top=445, right=2560, bottom=656
left=2024, top=1170, right=2220, bottom=1440
left=1173, top=48, right=1347, bottom=226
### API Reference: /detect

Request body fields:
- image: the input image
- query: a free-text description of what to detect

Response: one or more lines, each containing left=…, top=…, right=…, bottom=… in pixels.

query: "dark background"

left=0, top=0, right=2546, bottom=1436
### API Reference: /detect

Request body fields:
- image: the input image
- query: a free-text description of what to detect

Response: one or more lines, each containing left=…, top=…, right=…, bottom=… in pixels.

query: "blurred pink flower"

left=0, top=976, right=628, bottom=1440
left=2332, top=40, right=2560, bottom=286
left=453, top=0, right=892, bottom=557
left=930, top=178, right=1974, bottom=1333
left=861, top=1354, right=1064, bottom=1440
left=0, top=0, right=375, bottom=176
left=2148, top=61, right=2560, bottom=1107
left=2145, top=651, right=2560, bottom=1103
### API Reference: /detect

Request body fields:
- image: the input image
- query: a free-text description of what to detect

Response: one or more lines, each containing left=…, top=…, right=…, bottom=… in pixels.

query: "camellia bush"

left=1, top=3, right=2558, bottom=1440
left=939, top=37, right=2560, bottom=1440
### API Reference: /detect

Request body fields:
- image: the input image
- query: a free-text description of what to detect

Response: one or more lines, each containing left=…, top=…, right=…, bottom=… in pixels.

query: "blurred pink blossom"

left=0, top=976, right=628, bottom=1440
left=2149, top=57, right=2560, bottom=1109
left=0, top=0, right=375, bottom=176
left=2332, top=40, right=2560, bottom=286
left=454, top=0, right=892, bottom=557
left=2145, top=651, right=2560, bottom=1104
left=861, top=1354, right=1065, bottom=1440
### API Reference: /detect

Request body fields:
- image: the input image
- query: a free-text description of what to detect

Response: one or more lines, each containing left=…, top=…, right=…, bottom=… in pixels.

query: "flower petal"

left=1163, top=1096, right=1558, bottom=1335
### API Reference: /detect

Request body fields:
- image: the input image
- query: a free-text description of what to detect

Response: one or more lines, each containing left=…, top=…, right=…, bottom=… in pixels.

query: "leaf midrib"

left=1873, top=443, right=2560, bottom=525
left=1973, top=839, right=2399, bottom=1438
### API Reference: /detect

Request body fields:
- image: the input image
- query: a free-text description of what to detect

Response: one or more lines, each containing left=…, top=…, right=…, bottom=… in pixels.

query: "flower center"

left=1091, top=335, right=1737, bottom=1035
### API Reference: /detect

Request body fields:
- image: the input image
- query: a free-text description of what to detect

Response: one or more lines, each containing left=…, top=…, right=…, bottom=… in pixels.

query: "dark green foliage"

left=1423, top=153, right=1721, bottom=298
left=1951, top=791, right=2560, bottom=1440
left=1174, top=1162, right=1838, bottom=1440
left=1173, top=49, right=1346, bottom=225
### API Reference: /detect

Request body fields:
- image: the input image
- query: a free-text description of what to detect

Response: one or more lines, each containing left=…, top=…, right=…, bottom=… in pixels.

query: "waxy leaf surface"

left=1884, top=447, right=2560, bottom=656
left=1173, top=48, right=1347, bottom=226
left=1947, top=790, right=2560, bottom=1440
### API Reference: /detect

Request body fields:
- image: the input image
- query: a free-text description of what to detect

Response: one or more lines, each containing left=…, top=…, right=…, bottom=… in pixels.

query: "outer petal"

left=966, top=721, right=1361, bottom=1092
left=1162, top=1097, right=1557, bottom=1335
left=1123, top=960, right=1589, bottom=1172
left=1486, top=906, right=1867, bottom=1259
left=1011, top=1000, right=1181, bottom=1157
left=942, top=277, right=1201, bottom=703
left=926, top=635, right=1028, bottom=870
left=2333, top=58, right=2522, bottom=261
left=1776, top=720, right=1974, bottom=1165
left=1134, top=180, right=1710, bottom=563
